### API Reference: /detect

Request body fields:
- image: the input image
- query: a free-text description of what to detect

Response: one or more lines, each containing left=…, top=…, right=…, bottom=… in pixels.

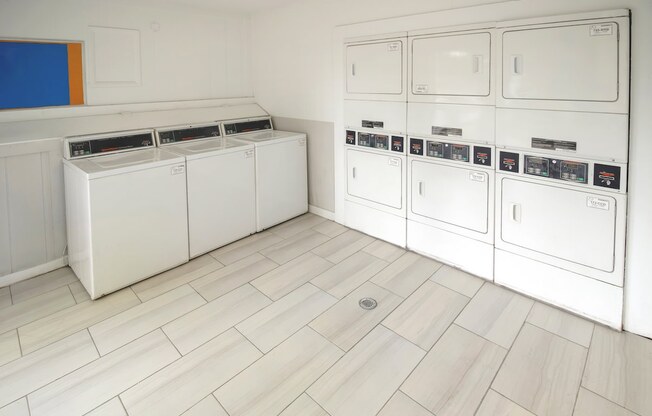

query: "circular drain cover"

left=359, top=297, right=378, bottom=310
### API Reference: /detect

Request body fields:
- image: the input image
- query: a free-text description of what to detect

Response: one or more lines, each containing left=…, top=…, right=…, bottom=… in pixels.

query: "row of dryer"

left=341, top=9, right=630, bottom=328
left=63, top=116, right=307, bottom=299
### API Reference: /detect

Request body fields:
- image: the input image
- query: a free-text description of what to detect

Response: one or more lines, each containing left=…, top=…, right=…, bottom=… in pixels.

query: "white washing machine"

left=494, top=9, right=630, bottom=328
left=222, top=117, right=308, bottom=231
left=405, top=23, right=496, bottom=278
left=155, top=122, right=256, bottom=258
left=63, top=130, right=189, bottom=299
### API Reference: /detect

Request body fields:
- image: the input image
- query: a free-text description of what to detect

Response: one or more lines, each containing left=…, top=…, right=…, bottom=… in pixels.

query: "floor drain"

left=359, top=297, right=378, bottom=310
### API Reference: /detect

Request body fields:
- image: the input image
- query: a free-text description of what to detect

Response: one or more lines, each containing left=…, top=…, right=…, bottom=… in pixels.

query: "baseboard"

left=309, top=205, right=335, bottom=221
left=0, top=256, right=68, bottom=287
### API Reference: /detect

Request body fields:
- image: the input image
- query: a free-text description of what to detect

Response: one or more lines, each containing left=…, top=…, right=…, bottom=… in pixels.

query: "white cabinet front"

left=500, top=178, right=617, bottom=272
left=347, top=149, right=402, bottom=209
left=502, top=23, right=619, bottom=102
left=346, top=40, right=403, bottom=95
left=411, top=160, right=489, bottom=233
left=411, top=32, right=491, bottom=97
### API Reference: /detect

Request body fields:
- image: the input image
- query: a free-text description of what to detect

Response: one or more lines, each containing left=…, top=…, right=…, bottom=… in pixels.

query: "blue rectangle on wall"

left=0, top=42, right=70, bottom=109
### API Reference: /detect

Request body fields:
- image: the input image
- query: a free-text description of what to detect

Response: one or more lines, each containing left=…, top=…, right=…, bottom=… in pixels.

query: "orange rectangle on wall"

left=67, top=43, right=84, bottom=105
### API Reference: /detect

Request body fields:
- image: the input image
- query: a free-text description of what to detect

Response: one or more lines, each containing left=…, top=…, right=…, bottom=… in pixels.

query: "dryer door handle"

left=510, top=203, right=522, bottom=223
left=418, top=181, right=424, bottom=196
left=352, top=167, right=356, bottom=179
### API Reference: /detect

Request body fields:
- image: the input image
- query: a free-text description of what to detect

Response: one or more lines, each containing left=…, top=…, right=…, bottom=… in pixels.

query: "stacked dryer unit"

left=405, top=24, right=496, bottom=280
left=343, top=35, right=408, bottom=246
left=493, top=10, right=630, bottom=328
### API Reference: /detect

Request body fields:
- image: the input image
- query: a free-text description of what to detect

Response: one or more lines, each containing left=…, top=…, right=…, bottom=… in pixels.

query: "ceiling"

left=142, top=0, right=300, bottom=13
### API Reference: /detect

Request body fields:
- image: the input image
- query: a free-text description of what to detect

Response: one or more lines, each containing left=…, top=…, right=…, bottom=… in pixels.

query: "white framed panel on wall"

left=408, top=23, right=496, bottom=105
left=344, top=33, right=408, bottom=101
left=496, top=9, right=630, bottom=114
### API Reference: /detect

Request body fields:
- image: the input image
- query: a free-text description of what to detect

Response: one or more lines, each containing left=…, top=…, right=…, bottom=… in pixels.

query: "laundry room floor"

left=0, top=213, right=651, bottom=416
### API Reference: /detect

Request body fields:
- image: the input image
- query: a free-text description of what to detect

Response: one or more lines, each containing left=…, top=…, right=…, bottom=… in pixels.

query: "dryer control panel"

left=498, top=151, right=624, bottom=191
left=345, top=130, right=404, bottom=153
left=409, top=138, right=492, bottom=167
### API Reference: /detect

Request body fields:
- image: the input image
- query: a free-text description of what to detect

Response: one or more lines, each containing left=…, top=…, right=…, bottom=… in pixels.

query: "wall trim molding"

left=0, top=256, right=68, bottom=287
left=309, top=204, right=335, bottom=221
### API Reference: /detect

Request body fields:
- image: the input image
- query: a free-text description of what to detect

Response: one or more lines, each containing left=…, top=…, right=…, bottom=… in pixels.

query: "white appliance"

left=222, top=117, right=308, bottom=231
left=342, top=34, right=408, bottom=246
left=494, top=10, right=630, bottom=328
left=405, top=24, right=496, bottom=278
left=63, top=130, right=189, bottom=299
left=156, top=122, right=256, bottom=258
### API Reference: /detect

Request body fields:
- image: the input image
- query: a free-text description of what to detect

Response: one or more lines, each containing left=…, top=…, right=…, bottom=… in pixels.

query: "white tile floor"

left=1, top=213, right=651, bottom=416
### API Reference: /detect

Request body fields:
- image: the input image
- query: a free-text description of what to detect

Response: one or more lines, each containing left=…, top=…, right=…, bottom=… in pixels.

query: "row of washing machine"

left=340, top=9, right=630, bottom=328
left=63, top=116, right=307, bottom=299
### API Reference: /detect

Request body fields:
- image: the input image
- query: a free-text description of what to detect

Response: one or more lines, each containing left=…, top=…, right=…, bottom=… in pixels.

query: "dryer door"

left=411, top=160, right=489, bottom=233
left=347, top=148, right=402, bottom=209
left=500, top=178, right=617, bottom=272
left=346, top=40, right=403, bottom=95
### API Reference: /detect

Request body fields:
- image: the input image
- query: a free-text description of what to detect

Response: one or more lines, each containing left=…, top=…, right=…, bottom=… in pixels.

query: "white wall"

left=0, top=0, right=252, bottom=108
left=251, top=0, right=652, bottom=337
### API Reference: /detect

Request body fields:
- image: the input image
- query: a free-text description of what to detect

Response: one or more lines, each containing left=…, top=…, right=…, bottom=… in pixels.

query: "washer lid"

left=64, top=148, right=185, bottom=179
left=232, top=130, right=306, bottom=147
left=164, top=137, right=254, bottom=160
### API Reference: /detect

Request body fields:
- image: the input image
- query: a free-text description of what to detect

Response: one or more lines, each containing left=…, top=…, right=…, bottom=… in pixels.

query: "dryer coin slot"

left=391, top=136, right=404, bottom=153
left=560, top=160, right=588, bottom=184
left=474, top=146, right=492, bottom=166
left=593, top=164, right=621, bottom=190
left=427, top=141, right=444, bottom=158
left=525, top=156, right=550, bottom=177
left=346, top=130, right=356, bottom=145
left=358, top=133, right=373, bottom=147
left=500, top=151, right=520, bottom=172
left=410, top=138, right=424, bottom=155
left=450, top=144, right=470, bottom=162
left=375, top=135, right=389, bottom=151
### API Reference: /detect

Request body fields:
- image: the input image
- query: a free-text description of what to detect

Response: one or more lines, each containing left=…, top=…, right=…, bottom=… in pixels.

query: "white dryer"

left=156, top=122, right=256, bottom=258
left=63, top=130, right=189, bottom=299
left=222, top=117, right=308, bottom=231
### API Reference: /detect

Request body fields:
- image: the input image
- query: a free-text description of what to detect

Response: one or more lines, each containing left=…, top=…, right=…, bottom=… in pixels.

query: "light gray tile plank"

left=0, top=330, right=20, bottom=367
left=430, top=265, right=484, bottom=298
left=260, top=229, right=331, bottom=264
left=121, top=329, right=261, bottom=416
left=28, top=330, right=180, bottom=416
left=209, top=232, right=284, bottom=265
left=311, top=220, right=348, bottom=238
left=311, top=251, right=388, bottom=299
left=163, top=284, right=271, bottom=355
left=309, top=281, right=403, bottom=351
left=475, top=390, right=535, bottom=416
left=383, top=281, right=469, bottom=350
left=18, top=287, right=140, bottom=355
left=252, top=252, right=333, bottom=301
left=362, top=239, right=406, bottom=263
left=10, top=267, right=77, bottom=304
left=182, top=396, right=228, bottom=416
left=68, top=281, right=91, bottom=303
left=377, top=391, right=433, bottom=416
left=0, top=330, right=98, bottom=408
left=0, top=287, right=11, bottom=310
left=0, top=286, right=75, bottom=334
left=492, top=324, right=587, bottom=416
left=526, top=302, right=594, bottom=347
left=573, top=388, right=637, bottom=416
left=271, top=213, right=327, bottom=239
left=236, top=283, right=337, bottom=352
left=131, top=255, right=223, bottom=302
left=401, top=325, right=506, bottom=416
left=191, top=253, right=278, bottom=301
left=582, top=325, right=652, bottom=416
left=455, top=283, right=533, bottom=349
left=0, top=398, right=29, bottom=416
left=309, top=325, right=425, bottom=416
left=311, top=229, right=374, bottom=263
left=371, top=252, right=442, bottom=298
left=215, top=327, right=343, bottom=416
left=85, top=398, right=127, bottom=416
left=280, top=394, right=328, bottom=416
left=89, top=285, right=205, bottom=355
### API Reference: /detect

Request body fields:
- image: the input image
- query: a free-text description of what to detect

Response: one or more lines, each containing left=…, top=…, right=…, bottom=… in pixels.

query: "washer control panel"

left=156, top=123, right=221, bottom=145
left=499, top=151, right=624, bottom=191
left=345, top=130, right=404, bottom=153
left=65, top=130, right=155, bottom=159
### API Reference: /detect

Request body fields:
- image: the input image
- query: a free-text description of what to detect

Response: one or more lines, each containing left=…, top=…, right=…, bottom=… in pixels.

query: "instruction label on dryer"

left=387, top=42, right=401, bottom=52
left=587, top=196, right=610, bottom=211
left=171, top=165, right=185, bottom=175
left=590, top=24, right=613, bottom=36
